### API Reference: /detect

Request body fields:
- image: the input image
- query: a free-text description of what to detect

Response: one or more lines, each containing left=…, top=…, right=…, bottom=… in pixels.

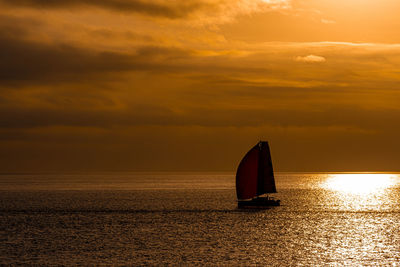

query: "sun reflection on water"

left=323, top=174, right=396, bottom=194
left=321, top=173, right=399, bottom=211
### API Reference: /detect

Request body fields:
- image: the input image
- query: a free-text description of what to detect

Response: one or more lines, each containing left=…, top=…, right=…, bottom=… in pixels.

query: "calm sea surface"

left=1, top=172, right=400, bottom=265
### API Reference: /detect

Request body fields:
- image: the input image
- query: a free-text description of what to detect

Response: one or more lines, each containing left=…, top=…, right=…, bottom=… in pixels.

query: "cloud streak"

left=294, top=54, right=326, bottom=63
left=0, top=0, right=204, bottom=18
left=0, top=0, right=291, bottom=21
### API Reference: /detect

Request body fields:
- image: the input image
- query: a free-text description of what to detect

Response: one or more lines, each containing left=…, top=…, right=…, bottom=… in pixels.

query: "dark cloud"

left=88, top=28, right=156, bottom=42
left=0, top=0, right=209, bottom=18
left=0, top=37, right=127, bottom=83
left=0, top=21, right=271, bottom=86
left=1, top=96, right=399, bottom=131
left=0, top=32, right=191, bottom=85
left=0, top=14, right=42, bottom=38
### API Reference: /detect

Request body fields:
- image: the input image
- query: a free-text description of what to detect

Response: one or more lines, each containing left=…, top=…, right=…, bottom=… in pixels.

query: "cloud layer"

left=1, top=0, right=400, bottom=172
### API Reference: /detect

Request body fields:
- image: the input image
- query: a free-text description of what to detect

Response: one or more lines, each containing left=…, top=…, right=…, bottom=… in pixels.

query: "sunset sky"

left=1, top=0, right=400, bottom=172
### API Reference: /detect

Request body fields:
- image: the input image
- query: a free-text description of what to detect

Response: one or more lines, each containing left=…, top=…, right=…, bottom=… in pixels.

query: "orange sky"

left=1, top=0, right=400, bottom=172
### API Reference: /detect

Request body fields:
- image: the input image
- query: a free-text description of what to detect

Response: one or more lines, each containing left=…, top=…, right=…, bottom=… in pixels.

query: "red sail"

left=257, top=142, right=277, bottom=194
left=236, top=144, right=260, bottom=200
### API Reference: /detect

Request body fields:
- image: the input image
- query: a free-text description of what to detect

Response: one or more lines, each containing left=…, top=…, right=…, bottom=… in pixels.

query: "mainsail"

left=236, top=141, right=276, bottom=200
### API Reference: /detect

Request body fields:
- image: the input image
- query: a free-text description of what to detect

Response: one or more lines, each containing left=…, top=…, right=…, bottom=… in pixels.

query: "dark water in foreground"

left=1, top=173, right=400, bottom=265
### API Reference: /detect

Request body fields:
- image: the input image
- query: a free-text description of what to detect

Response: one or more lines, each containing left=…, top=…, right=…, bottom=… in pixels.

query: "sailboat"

left=236, top=141, right=280, bottom=208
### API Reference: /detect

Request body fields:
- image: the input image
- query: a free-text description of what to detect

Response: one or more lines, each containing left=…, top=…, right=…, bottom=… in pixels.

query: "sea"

left=1, top=172, right=400, bottom=266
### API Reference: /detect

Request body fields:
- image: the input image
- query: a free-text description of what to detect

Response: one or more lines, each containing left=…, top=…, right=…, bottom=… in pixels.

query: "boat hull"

left=238, top=197, right=280, bottom=208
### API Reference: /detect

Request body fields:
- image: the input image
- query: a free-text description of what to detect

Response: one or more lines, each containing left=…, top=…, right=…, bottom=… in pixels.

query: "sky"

left=1, top=0, right=400, bottom=172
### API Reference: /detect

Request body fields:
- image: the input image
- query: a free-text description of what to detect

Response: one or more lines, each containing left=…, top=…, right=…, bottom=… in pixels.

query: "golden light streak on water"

left=323, top=174, right=396, bottom=194
left=321, top=173, right=399, bottom=211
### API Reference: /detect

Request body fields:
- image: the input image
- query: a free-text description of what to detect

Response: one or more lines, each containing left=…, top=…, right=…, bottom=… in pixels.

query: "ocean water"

left=1, top=172, right=400, bottom=265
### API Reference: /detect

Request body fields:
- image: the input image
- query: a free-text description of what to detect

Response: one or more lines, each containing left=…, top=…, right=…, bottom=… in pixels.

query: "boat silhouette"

left=236, top=141, right=280, bottom=208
